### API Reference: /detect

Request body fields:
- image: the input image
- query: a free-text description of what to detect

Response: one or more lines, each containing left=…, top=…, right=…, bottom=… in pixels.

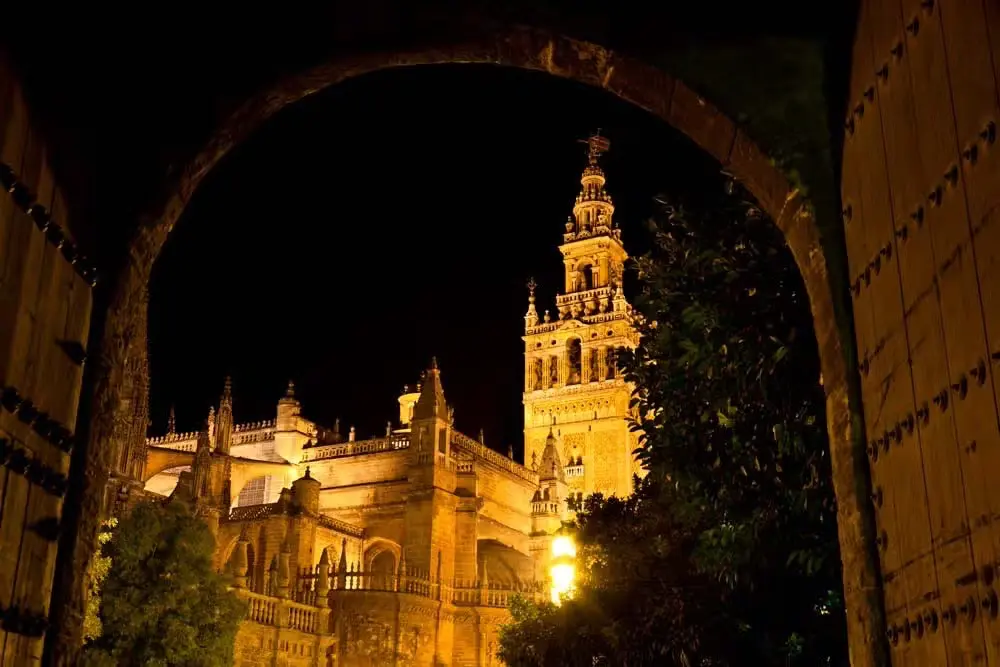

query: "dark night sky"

left=148, top=63, right=723, bottom=458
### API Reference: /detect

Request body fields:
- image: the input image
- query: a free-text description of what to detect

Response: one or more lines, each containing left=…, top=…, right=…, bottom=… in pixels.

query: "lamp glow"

left=549, top=534, right=577, bottom=605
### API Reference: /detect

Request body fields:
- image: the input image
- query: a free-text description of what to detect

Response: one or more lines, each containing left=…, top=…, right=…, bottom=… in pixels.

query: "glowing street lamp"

left=549, top=525, right=577, bottom=605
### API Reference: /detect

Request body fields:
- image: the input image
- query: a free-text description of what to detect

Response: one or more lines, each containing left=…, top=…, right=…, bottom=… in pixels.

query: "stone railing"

left=451, top=432, right=537, bottom=485
left=146, top=432, right=199, bottom=448
left=299, top=566, right=543, bottom=610
left=555, top=286, right=612, bottom=308
left=300, top=434, right=410, bottom=462
left=234, top=419, right=276, bottom=432
left=316, top=513, right=365, bottom=538
left=235, top=589, right=327, bottom=635
left=224, top=503, right=280, bottom=523
left=224, top=503, right=365, bottom=538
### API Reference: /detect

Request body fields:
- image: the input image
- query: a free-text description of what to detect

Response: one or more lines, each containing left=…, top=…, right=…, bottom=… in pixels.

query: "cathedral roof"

left=413, top=357, right=450, bottom=422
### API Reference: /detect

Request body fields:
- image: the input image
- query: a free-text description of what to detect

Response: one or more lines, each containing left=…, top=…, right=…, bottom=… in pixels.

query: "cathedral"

left=128, top=134, right=641, bottom=666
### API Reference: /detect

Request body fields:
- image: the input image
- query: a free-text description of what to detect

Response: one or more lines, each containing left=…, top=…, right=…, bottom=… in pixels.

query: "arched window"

left=589, top=348, right=600, bottom=382
left=578, top=264, right=595, bottom=291
left=567, top=339, right=582, bottom=385
left=549, top=356, right=559, bottom=386
left=370, top=550, right=396, bottom=591
left=533, top=358, right=544, bottom=390
left=606, top=346, right=617, bottom=380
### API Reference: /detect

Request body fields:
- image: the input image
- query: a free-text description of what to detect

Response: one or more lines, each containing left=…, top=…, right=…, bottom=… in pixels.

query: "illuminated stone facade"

left=137, top=136, right=639, bottom=666
left=522, top=134, right=643, bottom=503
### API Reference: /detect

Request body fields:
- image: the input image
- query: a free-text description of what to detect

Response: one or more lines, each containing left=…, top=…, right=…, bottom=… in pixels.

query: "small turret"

left=291, top=467, right=321, bottom=514
left=397, top=385, right=421, bottom=431
left=274, top=380, right=307, bottom=463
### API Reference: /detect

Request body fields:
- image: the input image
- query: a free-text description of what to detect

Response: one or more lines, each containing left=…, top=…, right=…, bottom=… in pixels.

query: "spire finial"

left=304, top=466, right=311, bottom=479
left=167, top=405, right=176, bottom=435
left=525, top=277, right=539, bottom=330
left=478, top=428, right=485, bottom=445
left=223, top=375, right=232, bottom=397
left=430, top=356, right=439, bottom=370
left=579, top=130, right=610, bottom=165
left=285, top=380, right=295, bottom=398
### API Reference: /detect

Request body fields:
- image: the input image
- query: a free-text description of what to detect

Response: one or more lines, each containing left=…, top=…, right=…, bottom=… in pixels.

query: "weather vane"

left=526, top=277, right=537, bottom=297
left=578, top=129, right=610, bottom=164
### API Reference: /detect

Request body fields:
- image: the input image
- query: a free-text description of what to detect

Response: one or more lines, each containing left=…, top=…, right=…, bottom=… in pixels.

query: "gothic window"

left=237, top=476, right=266, bottom=506
left=606, top=346, right=617, bottom=380
left=549, top=356, right=559, bottom=385
left=566, top=338, right=582, bottom=385
left=589, top=348, right=600, bottom=382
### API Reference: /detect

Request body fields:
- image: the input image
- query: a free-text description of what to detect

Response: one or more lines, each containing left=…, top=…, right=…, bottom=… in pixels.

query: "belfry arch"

left=55, top=23, right=877, bottom=664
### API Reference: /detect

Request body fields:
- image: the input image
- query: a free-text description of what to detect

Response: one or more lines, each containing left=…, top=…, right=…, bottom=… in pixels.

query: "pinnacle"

left=414, top=355, right=449, bottom=422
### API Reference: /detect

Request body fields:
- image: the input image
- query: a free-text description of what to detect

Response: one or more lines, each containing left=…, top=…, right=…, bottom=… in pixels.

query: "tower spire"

left=524, top=277, right=539, bottom=330
left=215, top=376, right=234, bottom=455
left=568, top=131, right=615, bottom=241
left=167, top=405, right=176, bottom=435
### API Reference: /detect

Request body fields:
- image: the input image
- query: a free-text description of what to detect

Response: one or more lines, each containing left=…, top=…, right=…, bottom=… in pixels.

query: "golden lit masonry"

left=522, top=132, right=644, bottom=507
left=130, top=133, right=642, bottom=665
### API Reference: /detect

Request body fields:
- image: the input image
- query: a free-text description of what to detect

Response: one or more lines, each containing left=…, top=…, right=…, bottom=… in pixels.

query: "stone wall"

left=475, top=466, right=533, bottom=535
left=232, top=591, right=334, bottom=667
left=0, top=50, right=94, bottom=665
left=308, top=449, right=409, bottom=489
left=844, top=0, right=1000, bottom=664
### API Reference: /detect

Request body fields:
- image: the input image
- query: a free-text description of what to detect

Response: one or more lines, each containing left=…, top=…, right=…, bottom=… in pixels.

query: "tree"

left=499, top=181, right=846, bottom=666
left=82, top=517, right=117, bottom=642
left=81, top=501, right=245, bottom=667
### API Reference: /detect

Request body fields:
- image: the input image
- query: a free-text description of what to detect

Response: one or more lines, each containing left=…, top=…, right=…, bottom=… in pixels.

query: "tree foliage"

left=82, top=517, right=117, bottom=642
left=81, top=501, right=245, bottom=667
left=499, top=182, right=846, bottom=666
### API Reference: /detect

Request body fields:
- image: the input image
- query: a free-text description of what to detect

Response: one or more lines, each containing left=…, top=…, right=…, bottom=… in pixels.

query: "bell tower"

left=522, top=132, right=643, bottom=500
left=559, top=132, right=628, bottom=311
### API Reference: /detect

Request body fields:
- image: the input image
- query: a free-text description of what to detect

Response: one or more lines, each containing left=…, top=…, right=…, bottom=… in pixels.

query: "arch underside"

left=73, top=21, right=873, bottom=665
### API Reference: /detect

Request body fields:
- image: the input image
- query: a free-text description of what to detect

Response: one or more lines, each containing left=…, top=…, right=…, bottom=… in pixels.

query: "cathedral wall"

left=332, top=591, right=444, bottom=666
left=475, top=467, right=533, bottom=534
left=313, top=525, right=364, bottom=567
left=478, top=497, right=530, bottom=539
left=318, top=480, right=409, bottom=516
left=233, top=620, right=332, bottom=667
left=475, top=516, right=529, bottom=555
left=308, top=449, right=408, bottom=489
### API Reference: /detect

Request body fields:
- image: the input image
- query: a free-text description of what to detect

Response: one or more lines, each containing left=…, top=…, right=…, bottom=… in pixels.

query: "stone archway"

left=53, top=24, right=878, bottom=665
